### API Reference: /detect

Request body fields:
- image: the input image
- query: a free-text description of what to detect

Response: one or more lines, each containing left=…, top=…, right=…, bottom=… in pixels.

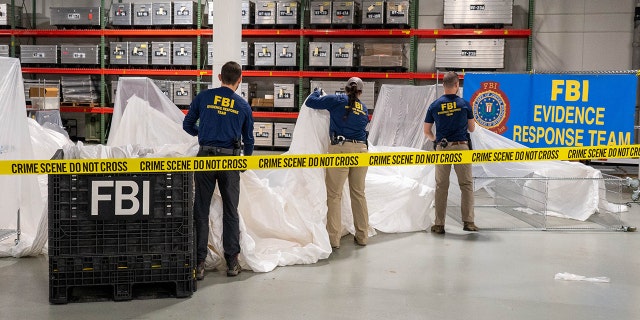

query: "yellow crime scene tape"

left=1, top=144, right=640, bottom=175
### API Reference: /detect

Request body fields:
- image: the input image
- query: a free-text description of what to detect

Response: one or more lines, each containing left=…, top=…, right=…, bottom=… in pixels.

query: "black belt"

left=199, top=146, right=239, bottom=156
left=331, top=135, right=367, bottom=145
left=448, top=141, right=468, bottom=146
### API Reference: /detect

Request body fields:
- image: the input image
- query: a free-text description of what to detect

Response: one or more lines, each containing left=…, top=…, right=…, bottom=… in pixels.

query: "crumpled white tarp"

left=369, top=84, right=625, bottom=221
left=1, top=74, right=623, bottom=271
left=0, top=57, right=74, bottom=257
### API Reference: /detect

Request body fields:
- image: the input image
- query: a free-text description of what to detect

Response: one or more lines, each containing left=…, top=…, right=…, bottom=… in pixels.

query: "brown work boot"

left=196, top=261, right=205, bottom=281
left=226, top=257, right=242, bottom=277
left=431, top=224, right=445, bottom=234
left=463, top=222, right=479, bottom=232
left=354, top=236, right=367, bottom=246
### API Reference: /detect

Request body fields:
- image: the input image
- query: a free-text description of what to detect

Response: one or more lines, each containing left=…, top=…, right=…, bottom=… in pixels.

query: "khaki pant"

left=434, top=143, right=474, bottom=226
left=326, top=142, right=369, bottom=247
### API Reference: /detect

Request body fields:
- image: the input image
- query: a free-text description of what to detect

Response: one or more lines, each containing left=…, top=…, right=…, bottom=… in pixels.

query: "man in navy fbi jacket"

left=183, top=61, right=254, bottom=279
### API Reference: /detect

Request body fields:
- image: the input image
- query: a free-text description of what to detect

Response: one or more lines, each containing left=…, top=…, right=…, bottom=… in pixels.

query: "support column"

left=211, top=0, right=242, bottom=87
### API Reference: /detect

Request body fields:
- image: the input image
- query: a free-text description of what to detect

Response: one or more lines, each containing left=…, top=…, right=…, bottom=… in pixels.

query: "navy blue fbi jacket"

left=425, top=94, right=473, bottom=142
left=183, top=86, right=255, bottom=156
left=306, top=90, right=369, bottom=141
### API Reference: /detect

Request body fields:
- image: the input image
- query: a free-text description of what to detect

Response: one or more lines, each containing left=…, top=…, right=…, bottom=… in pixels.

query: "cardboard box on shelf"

left=363, top=43, right=403, bottom=56
left=360, top=55, right=404, bottom=67
left=251, top=98, right=275, bottom=107
left=29, top=87, right=59, bottom=98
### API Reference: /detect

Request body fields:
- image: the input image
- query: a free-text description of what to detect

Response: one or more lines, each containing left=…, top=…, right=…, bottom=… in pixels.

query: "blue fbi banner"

left=463, top=73, right=637, bottom=147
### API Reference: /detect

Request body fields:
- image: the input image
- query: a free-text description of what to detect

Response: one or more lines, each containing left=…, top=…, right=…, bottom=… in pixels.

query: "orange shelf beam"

left=303, top=29, right=412, bottom=37
left=4, top=28, right=531, bottom=38
left=413, top=28, right=531, bottom=38
left=242, top=70, right=302, bottom=77
left=60, top=106, right=113, bottom=113
left=102, top=68, right=203, bottom=76
left=241, top=29, right=302, bottom=37
left=22, top=68, right=456, bottom=80
left=103, top=29, right=212, bottom=37
left=21, top=67, right=103, bottom=75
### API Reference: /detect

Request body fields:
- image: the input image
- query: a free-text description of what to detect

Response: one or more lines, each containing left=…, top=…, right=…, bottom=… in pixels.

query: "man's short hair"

left=220, top=61, right=242, bottom=85
left=443, top=71, right=459, bottom=89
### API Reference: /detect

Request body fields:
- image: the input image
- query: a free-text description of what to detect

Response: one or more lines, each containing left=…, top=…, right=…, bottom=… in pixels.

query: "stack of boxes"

left=252, top=1, right=300, bottom=26
left=438, top=0, right=511, bottom=70
left=252, top=121, right=296, bottom=147
left=309, top=42, right=359, bottom=68
left=111, top=1, right=202, bottom=27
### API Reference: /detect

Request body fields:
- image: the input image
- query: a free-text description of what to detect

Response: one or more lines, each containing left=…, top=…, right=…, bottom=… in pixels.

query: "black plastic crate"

left=48, top=150, right=194, bottom=256
left=49, top=253, right=195, bottom=304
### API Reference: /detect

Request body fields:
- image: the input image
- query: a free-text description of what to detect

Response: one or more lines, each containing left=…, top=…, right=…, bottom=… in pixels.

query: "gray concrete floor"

left=0, top=204, right=639, bottom=320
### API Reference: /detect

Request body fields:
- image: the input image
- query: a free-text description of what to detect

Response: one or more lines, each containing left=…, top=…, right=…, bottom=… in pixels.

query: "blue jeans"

left=194, top=151, right=241, bottom=265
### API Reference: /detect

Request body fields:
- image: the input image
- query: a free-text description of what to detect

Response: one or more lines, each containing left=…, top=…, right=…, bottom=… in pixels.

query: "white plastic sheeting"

left=0, top=57, right=73, bottom=257
left=108, top=77, right=195, bottom=150
left=0, top=73, right=622, bottom=270
left=369, top=84, right=625, bottom=221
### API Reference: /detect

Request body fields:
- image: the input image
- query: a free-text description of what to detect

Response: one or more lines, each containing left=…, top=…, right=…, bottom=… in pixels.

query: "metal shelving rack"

left=0, top=0, right=533, bottom=141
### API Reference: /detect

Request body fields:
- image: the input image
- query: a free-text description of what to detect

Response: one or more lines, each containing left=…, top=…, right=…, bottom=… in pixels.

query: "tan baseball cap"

left=347, top=77, right=364, bottom=91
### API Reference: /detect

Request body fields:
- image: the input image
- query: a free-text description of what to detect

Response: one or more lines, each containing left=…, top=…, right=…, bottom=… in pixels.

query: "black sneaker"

left=227, top=259, right=242, bottom=277
left=196, top=261, right=205, bottom=281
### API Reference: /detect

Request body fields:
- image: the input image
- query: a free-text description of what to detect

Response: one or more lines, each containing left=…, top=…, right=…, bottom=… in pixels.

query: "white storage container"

left=20, top=45, right=58, bottom=64
left=331, top=42, right=358, bottom=67
left=60, top=45, right=99, bottom=65
left=309, top=41, right=331, bottom=67
left=128, top=42, right=149, bottom=65
left=255, top=1, right=277, bottom=25
left=133, top=3, right=153, bottom=26
left=276, top=1, right=299, bottom=25
left=254, top=42, right=275, bottom=66
left=151, top=42, right=171, bottom=65
left=253, top=122, right=274, bottom=146
left=152, top=2, right=173, bottom=25
left=274, top=122, right=295, bottom=147
left=111, top=3, right=133, bottom=26
left=110, top=42, right=129, bottom=65
left=361, top=1, right=385, bottom=25
left=274, top=83, right=296, bottom=109
left=435, top=38, right=505, bottom=69
left=443, top=0, right=513, bottom=26
left=275, top=42, right=297, bottom=67
left=50, top=7, right=101, bottom=26
left=309, top=1, right=332, bottom=25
